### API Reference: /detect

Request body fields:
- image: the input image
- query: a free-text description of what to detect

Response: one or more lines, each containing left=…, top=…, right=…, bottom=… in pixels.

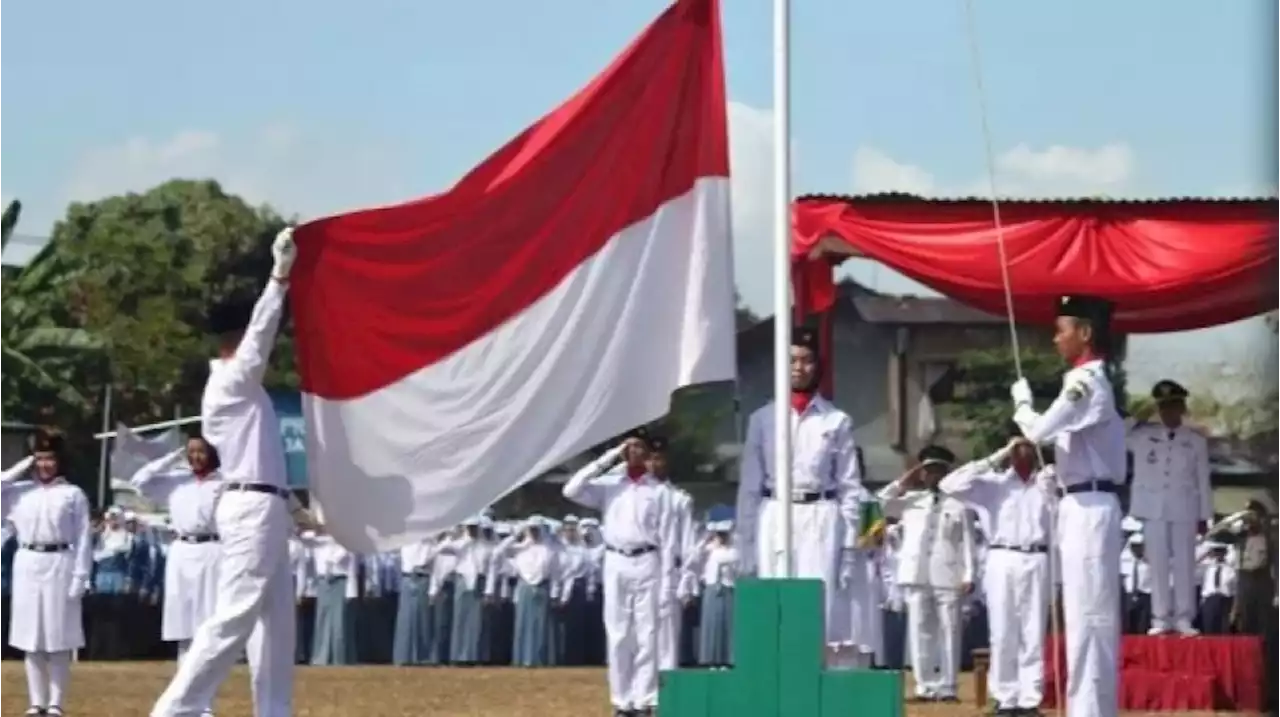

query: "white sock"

left=47, top=650, right=72, bottom=708
left=24, top=652, right=50, bottom=708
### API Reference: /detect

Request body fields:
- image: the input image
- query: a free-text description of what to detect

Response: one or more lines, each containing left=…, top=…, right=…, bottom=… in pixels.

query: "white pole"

left=772, top=0, right=794, bottom=577
left=93, top=414, right=202, bottom=440
left=96, top=383, right=113, bottom=507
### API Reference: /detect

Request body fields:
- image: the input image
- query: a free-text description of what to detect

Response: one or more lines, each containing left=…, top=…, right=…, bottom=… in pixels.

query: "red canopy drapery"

left=791, top=194, right=1279, bottom=334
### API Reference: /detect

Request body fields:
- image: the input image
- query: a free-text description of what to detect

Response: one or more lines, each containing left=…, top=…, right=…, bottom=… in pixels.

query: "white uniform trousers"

left=24, top=650, right=73, bottom=711
left=1059, top=491, right=1123, bottom=717
left=1141, top=519, right=1197, bottom=628
left=756, top=498, right=843, bottom=651
left=151, top=491, right=295, bottom=717
left=903, top=585, right=962, bottom=698
left=984, top=548, right=1050, bottom=710
left=602, top=549, right=661, bottom=711
left=657, top=596, right=681, bottom=671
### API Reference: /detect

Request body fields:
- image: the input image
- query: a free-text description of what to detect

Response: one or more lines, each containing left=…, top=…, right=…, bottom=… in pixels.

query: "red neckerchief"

left=790, top=391, right=814, bottom=413
left=193, top=467, right=215, bottom=482
left=1072, top=349, right=1100, bottom=368
left=626, top=465, right=646, bottom=483
left=1012, top=465, right=1034, bottom=483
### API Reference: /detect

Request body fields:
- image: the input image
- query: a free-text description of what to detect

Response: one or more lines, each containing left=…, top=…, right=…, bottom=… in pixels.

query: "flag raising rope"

left=961, top=1, right=1065, bottom=712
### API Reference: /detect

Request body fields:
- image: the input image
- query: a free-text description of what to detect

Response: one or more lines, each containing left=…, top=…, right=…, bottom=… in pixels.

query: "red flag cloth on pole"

left=791, top=196, right=1278, bottom=334
left=289, top=0, right=734, bottom=551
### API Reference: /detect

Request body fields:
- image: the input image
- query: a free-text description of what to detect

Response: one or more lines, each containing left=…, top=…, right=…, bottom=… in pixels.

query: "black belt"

left=21, top=542, right=70, bottom=553
left=1063, top=480, right=1118, bottom=495
left=990, top=543, right=1048, bottom=554
left=761, top=487, right=838, bottom=503
left=403, top=570, right=431, bottom=578
left=179, top=534, right=219, bottom=544
left=606, top=544, right=658, bottom=558
left=223, top=482, right=290, bottom=498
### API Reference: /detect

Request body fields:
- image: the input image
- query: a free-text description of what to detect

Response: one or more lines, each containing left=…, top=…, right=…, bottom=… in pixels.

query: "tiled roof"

left=798, top=192, right=1278, bottom=205
left=849, top=293, right=1005, bottom=325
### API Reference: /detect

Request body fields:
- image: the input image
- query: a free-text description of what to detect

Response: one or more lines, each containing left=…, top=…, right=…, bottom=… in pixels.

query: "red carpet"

left=1043, top=634, right=1264, bottom=712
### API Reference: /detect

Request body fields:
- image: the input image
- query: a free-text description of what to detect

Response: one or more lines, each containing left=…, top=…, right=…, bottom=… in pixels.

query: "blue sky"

left=3, top=0, right=1277, bottom=398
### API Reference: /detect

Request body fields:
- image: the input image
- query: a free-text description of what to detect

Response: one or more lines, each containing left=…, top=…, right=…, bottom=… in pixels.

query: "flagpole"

left=772, top=0, right=795, bottom=577
left=96, top=383, right=113, bottom=507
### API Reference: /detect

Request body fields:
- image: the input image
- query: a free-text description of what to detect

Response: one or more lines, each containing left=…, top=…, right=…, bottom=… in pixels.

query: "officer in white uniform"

left=938, top=436, right=1055, bottom=715
left=1126, top=379, right=1211, bottom=636
left=152, top=227, right=303, bottom=717
left=735, top=327, right=864, bottom=663
left=646, top=435, right=696, bottom=672
left=128, top=434, right=224, bottom=717
left=3, top=431, right=93, bottom=717
left=562, top=428, right=675, bottom=717
left=1011, top=295, right=1127, bottom=717
left=877, top=446, right=976, bottom=703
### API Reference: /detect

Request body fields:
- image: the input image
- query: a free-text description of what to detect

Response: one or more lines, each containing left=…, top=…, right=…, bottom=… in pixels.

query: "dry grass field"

left=0, top=661, right=1250, bottom=716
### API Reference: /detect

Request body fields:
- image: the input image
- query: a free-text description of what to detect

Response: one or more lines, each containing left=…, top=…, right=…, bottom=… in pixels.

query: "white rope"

left=961, top=1, right=1064, bottom=713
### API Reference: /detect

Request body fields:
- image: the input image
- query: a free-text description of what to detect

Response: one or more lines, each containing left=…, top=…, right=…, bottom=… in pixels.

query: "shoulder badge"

left=1064, top=381, right=1091, bottom=403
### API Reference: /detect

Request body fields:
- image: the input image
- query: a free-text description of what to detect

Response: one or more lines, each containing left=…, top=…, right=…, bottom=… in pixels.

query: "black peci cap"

left=916, top=444, right=956, bottom=468
left=205, top=298, right=254, bottom=336
left=1151, top=380, right=1189, bottom=404
left=1057, top=295, right=1115, bottom=326
left=646, top=434, right=669, bottom=452
left=792, top=327, right=820, bottom=353
left=31, top=427, right=66, bottom=454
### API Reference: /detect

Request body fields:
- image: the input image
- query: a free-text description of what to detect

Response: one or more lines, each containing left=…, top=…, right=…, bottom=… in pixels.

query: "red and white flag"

left=291, top=0, right=735, bottom=551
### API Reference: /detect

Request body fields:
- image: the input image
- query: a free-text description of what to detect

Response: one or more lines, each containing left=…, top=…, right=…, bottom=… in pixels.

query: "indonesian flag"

left=290, top=0, right=735, bottom=551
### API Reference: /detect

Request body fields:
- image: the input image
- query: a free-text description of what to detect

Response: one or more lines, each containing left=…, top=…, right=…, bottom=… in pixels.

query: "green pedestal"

left=658, top=578, right=903, bottom=717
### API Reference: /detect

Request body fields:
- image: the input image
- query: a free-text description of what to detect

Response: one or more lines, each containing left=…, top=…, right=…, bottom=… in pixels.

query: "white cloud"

left=60, top=125, right=415, bottom=222
left=852, top=142, right=1137, bottom=199
left=727, top=101, right=779, bottom=316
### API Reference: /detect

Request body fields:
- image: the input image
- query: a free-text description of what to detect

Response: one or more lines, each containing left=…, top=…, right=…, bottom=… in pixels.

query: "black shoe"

left=937, top=695, right=961, bottom=704
left=46, top=708, right=64, bottom=717
left=23, top=708, right=44, bottom=717
left=1017, top=708, right=1044, bottom=717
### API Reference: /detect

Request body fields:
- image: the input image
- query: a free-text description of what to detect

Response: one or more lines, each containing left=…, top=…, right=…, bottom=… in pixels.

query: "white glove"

left=68, top=578, right=87, bottom=600
left=1011, top=378, right=1033, bottom=407
left=271, top=226, right=297, bottom=280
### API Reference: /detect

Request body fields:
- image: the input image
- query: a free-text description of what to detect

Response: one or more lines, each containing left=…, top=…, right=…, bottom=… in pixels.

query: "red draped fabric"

left=1043, top=634, right=1265, bottom=712
left=791, top=195, right=1279, bottom=334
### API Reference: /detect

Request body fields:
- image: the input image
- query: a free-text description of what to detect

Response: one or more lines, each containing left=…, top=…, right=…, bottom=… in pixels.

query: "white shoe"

left=1174, top=620, right=1200, bottom=637
left=1147, top=625, right=1171, bottom=636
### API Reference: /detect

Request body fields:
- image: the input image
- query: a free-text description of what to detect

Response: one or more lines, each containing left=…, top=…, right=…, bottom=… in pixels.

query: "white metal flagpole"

left=772, top=0, right=795, bottom=577
left=96, top=383, right=113, bottom=507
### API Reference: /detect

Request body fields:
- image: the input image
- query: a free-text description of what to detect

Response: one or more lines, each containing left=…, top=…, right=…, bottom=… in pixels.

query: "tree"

left=2, top=198, right=105, bottom=418
left=939, top=345, right=1130, bottom=456
left=44, top=180, right=296, bottom=428
left=734, top=290, right=759, bottom=330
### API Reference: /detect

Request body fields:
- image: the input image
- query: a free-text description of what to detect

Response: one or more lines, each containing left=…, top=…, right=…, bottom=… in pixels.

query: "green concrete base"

left=658, top=578, right=903, bottom=717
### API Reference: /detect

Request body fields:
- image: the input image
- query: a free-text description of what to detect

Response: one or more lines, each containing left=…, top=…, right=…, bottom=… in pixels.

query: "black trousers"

left=1199, top=594, right=1232, bottom=635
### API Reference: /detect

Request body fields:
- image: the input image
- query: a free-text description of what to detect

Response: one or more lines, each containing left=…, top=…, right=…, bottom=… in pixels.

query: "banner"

left=270, top=391, right=309, bottom=489
left=110, top=424, right=184, bottom=480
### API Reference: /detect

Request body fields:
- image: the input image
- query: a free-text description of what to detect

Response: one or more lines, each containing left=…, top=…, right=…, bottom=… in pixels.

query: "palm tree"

left=1, top=199, right=103, bottom=415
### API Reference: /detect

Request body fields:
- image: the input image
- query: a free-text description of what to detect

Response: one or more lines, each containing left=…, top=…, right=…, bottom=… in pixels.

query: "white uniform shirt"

left=1014, top=359, right=1126, bottom=486
left=736, top=397, right=865, bottom=551
left=878, top=481, right=976, bottom=590
left=695, top=542, right=738, bottom=588
left=399, top=540, right=435, bottom=575
left=1127, top=423, right=1212, bottom=523
left=202, top=281, right=288, bottom=487
left=562, top=446, right=676, bottom=593
left=1124, top=556, right=1152, bottom=595
left=490, top=535, right=561, bottom=599
left=1200, top=561, right=1236, bottom=599
left=8, top=479, right=93, bottom=581
left=313, top=537, right=358, bottom=599
left=438, top=536, right=493, bottom=592
left=937, top=461, right=1054, bottom=550
left=128, top=451, right=222, bottom=537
